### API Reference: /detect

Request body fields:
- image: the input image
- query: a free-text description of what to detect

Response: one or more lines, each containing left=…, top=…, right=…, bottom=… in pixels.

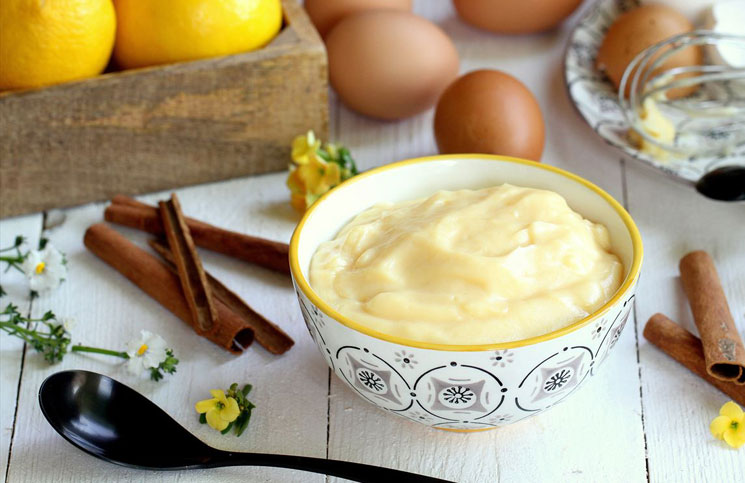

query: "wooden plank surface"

left=626, top=160, right=745, bottom=483
left=327, top=2, right=647, bottom=482
left=4, top=178, right=328, bottom=482
left=0, top=0, right=327, bottom=218
left=1, top=0, right=743, bottom=482
left=0, top=214, right=43, bottom=482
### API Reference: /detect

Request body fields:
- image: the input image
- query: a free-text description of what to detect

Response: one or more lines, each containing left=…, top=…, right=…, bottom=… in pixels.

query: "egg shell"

left=639, top=0, right=721, bottom=23
left=326, top=11, right=459, bottom=121
left=433, top=70, right=545, bottom=161
left=596, top=4, right=702, bottom=98
left=304, top=0, right=412, bottom=38
left=453, top=0, right=584, bottom=34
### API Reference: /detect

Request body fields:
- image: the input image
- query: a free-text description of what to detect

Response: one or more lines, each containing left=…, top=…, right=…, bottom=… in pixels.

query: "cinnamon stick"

left=84, top=223, right=254, bottom=354
left=159, top=194, right=217, bottom=334
left=149, top=239, right=294, bottom=355
left=105, top=195, right=290, bottom=274
left=644, top=313, right=745, bottom=405
left=679, top=251, right=745, bottom=384
left=104, top=204, right=163, bottom=233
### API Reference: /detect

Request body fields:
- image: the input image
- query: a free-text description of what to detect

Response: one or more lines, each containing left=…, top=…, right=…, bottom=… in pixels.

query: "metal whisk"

left=619, top=30, right=745, bottom=158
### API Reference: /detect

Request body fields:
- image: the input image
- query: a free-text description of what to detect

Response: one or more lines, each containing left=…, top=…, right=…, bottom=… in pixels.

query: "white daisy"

left=22, top=245, right=67, bottom=292
left=61, top=317, right=76, bottom=331
left=125, top=330, right=168, bottom=375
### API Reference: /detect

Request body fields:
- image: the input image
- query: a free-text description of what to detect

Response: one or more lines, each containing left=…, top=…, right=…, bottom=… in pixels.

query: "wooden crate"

left=0, top=0, right=327, bottom=218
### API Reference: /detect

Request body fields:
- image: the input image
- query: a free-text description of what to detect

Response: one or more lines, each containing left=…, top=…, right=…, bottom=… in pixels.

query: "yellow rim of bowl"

left=434, top=426, right=498, bottom=433
left=289, top=154, right=643, bottom=352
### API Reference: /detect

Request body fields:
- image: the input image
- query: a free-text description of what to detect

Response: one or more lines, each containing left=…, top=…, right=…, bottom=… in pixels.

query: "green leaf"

left=316, top=149, right=332, bottom=162
left=220, top=422, right=233, bottom=435
left=199, top=413, right=207, bottom=424
left=149, top=367, right=164, bottom=382
left=38, top=238, right=48, bottom=250
left=1, top=304, right=71, bottom=364
left=234, top=412, right=249, bottom=437
left=241, top=384, right=252, bottom=396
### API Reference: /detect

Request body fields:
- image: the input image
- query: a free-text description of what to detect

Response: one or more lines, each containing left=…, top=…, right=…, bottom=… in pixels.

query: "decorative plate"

left=564, top=0, right=745, bottom=182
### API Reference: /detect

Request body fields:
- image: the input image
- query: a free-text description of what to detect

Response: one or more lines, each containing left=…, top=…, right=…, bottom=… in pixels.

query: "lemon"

left=0, top=0, right=116, bottom=90
left=113, top=0, right=283, bottom=70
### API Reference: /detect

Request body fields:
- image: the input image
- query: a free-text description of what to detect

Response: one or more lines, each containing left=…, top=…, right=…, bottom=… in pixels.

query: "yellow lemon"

left=0, top=0, right=116, bottom=90
left=113, top=0, right=283, bottom=69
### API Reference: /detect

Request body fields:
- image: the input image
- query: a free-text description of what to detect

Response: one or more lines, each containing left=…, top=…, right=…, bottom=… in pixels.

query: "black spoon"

left=39, top=370, right=451, bottom=483
left=695, top=166, right=745, bottom=201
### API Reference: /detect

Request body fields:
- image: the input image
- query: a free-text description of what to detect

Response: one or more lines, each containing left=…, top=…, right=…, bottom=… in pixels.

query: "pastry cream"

left=309, top=184, right=624, bottom=344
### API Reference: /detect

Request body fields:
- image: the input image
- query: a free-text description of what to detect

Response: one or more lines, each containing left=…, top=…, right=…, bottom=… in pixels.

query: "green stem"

left=0, top=321, right=58, bottom=347
left=0, top=321, right=41, bottom=337
left=72, top=345, right=129, bottom=359
left=0, top=256, right=24, bottom=274
left=26, top=316, right=55, bottom=323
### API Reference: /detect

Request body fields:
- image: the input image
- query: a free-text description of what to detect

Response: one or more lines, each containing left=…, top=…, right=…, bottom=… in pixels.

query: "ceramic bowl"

left=289, top=155, right=643, bottom=431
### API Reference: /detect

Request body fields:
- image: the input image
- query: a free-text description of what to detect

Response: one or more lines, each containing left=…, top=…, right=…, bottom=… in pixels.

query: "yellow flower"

left=286, top=165, right=311, bottom=212
left=291, top=130, right=321, bottom=165
left=286, top=153, right=342, bottom=212
left=324, top=142, right=339, bottom=160
left=289, top=193, right=308, bottom=212
left=303, top=155, right=341, bottom=196
left=287, top=130, right=358, bottom=212
left=286, top=165, right=305, bottom=194
left=710, top=401, right=745, bottom=449
left=195, top=389, right=241, bottom=431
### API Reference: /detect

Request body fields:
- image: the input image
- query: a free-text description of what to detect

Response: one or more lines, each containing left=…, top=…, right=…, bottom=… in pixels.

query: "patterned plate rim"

left=562, top=0, right=744, bottom=183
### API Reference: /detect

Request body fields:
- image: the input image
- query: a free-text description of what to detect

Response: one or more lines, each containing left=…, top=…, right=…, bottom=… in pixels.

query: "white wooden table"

left=1, top=1, right=744, bottom=481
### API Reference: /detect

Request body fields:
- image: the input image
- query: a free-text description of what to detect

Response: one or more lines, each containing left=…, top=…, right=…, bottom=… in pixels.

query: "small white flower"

left=22, top=245, right=67, bottom=292
left=125, top=330, right=168, bottom=376
left=61, top=317, right=76, bottom=331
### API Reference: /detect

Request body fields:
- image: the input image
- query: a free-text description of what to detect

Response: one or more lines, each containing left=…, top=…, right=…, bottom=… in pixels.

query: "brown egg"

left=433, top=70, right=545, bottom=161
left=453, top=0, right=584, bottom=34
left=304, top=0, right=412, bottom=38
left=596, top=4, right=702, bottom=98
left=326, top=11, right=459, bottom=121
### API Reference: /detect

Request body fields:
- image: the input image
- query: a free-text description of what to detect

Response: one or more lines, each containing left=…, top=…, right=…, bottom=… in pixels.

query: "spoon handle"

left=210, top=451, right=453, bottom=482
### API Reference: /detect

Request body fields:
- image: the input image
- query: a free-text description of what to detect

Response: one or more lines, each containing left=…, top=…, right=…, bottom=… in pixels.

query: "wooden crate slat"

left=0, top=0, right=327, bottom=218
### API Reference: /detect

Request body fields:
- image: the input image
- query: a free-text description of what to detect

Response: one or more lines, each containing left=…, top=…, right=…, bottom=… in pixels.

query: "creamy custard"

left=309, top=184, right=624, bottom=344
